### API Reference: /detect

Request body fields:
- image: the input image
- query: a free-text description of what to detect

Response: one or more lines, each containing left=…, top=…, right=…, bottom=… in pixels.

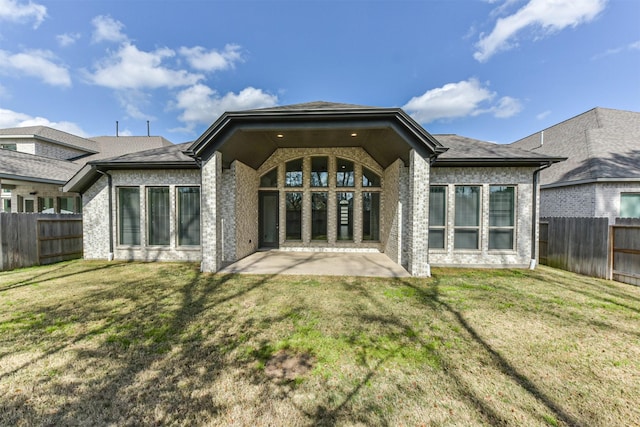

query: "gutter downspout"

left=530, top=162, right=552, bottom=269
left=96, top=169, right=114, bottom=261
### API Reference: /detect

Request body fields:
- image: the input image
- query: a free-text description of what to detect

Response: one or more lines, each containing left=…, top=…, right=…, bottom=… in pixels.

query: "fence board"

left=540, top=217, right=609, bottom=278
left=0, top=213, right=82, bottom=271
left=612, top=224, right=640, bottom=286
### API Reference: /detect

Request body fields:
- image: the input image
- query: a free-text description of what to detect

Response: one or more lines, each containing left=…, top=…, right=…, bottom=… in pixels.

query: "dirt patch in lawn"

left=264, top=350, right=315, bottom=380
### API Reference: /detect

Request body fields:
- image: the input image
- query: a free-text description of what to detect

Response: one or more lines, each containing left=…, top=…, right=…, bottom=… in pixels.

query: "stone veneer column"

left=201, top=151, right=222, bottom=272
left=407, top=149, right=431, bottom=277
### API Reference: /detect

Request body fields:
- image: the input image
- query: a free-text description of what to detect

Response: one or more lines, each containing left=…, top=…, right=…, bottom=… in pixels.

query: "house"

left=510, top=107, right=640, bottom=223
left=0, top=126, right=173, bottom=213
left=63, top=101, right=563, bottom=276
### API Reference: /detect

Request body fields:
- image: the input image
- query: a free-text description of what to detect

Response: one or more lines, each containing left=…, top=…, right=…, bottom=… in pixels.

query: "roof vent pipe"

left=147, top=120, right=150, bottom=137
left=116, top=121, right=119, bottom=137
left=540, top=130, right=544, bottom=147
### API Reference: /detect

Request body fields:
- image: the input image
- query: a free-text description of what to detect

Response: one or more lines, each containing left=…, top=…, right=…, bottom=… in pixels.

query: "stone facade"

left=82, top=169, right=201, bottom=262
left=429, top=166, right=537, bottom=268
left=80, top=148, right=541, bottom=273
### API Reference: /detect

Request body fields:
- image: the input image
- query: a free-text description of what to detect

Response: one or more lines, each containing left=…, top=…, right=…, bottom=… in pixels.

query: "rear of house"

left=65, top=102, right=563, bottom=276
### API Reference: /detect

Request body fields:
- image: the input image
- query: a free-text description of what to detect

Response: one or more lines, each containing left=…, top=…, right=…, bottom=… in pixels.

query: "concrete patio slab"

left=218, top=251, right=410, bottom=277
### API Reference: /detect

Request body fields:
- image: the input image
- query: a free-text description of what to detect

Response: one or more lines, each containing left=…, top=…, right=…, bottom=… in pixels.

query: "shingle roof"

left=78, top=136, right=174, bottom=162
left=433, top=134, right=564, bottom=165
left=0, top=125, right=99, bottom=153
left=246, top=101, right=375, bottom=112
left=88, top=141, right=195, bottom=165
left=510, top=107, right=640, bottom=186
left=0, top=148, right=81, bottom=184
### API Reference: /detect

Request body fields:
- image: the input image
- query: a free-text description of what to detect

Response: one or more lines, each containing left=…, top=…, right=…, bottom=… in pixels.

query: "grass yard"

left=1, top=261, right=639, bottom=426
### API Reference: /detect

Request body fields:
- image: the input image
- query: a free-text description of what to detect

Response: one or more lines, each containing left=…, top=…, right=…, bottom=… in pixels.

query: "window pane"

left=148, top=187, right=170, bottom=246
left=311, top=157, right=328, bottom=187
left=38, top=197, right=54, bottom=213
left=119, top=188, right=140, bottom=245
left=429, top=229, right=445, bottom=249
left=311, top=192, right=328, bottom=240
left=285, top=159, right=303, bottom=187
left=489, top=229, right=514, bottom=250
left=178, top=187, right=200, bottom=246
left=363, top=192, right=380, bottom=241
left=58, top=197, right=75, bottom=214
left=337, top=192, right=354, bottom=240
left=621, top=194, right=640, bottom=218
left=490, top=186, right=514, bottom=226
left=362, top=167, right=381, bottom=187
left=429, top=186, right=446, bottom=226
left=454, top=229, right=478, bottom=249
left=260, top=168, right=278, bottom=187
left=2, top=198, right=11, bottom=212
left=336, top=158, right=354, bottom=187
left=286, top=192, right=302, bottom=240
left=455, top=186, right=480, bottom=226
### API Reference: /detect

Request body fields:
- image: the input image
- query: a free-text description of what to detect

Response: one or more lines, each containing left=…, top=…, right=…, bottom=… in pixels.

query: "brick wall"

left=429, top=166, right=536, bottom=267
left=82, top=169, right=201, bottom=262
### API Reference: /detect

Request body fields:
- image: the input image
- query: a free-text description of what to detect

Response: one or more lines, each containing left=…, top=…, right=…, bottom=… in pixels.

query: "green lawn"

left=1, top=260, right=639, bottom=426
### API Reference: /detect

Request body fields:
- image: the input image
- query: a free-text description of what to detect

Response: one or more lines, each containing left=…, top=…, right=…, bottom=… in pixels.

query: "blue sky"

left=0, top=0, right=638, bottom=144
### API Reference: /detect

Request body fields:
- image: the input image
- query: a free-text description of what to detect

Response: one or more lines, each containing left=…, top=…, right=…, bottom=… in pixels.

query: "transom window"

left=311, top=157, right=328, bottom=187
left=260, top=168, right=278, bottom=187
left=285, top=159, right=303, bottom=187
left=336, top=158, right=354, bottom=187
left=362, top=167, right=381, bottom=187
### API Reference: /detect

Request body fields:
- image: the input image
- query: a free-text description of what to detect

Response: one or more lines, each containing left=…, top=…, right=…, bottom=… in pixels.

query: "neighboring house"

left=0, top=126, right=172, bottom=213
left=510, top=108, right=640, bottom=223
left=64, top=101, right=563, bottom=276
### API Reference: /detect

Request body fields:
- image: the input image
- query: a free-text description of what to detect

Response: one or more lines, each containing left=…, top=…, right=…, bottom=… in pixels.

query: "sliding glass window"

left=311, top=192, right=328, bottom=240
left=362, top=192, right=380, bottom=241
left=429, top=186, right=446, bottom=249
left=286, top=192, right=302, bottom=240
left=178, top=187, right=201, bottom=246
left=118, top=187, right=140, bottom=245
left=489, top=186, right=515, bottom=250
left=147, top=187, right=170, bottom=246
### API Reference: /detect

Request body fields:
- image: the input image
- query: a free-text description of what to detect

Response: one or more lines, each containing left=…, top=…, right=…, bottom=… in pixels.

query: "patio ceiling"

left=188, top=104, right=447, bottom=170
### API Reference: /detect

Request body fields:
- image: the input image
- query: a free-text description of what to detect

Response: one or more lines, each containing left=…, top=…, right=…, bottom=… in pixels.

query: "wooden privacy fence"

left=0, top=213, right=83, bottom=271
left=540, top=217, right=640, bottom=285
left=610, top=219, right=640, bottom=286
left=539, top=217, right=609, bottom=278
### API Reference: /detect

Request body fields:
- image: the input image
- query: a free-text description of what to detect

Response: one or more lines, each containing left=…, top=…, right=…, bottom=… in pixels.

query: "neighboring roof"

left=187, top=100, right=448, bottom=169
left=433, top=134, right=565, bottom=167
left=77, top=136, right=173, bottom=162
left=0, top=125, right=99, bottom=154
left=0, top=148, right=81, bottom=185
left=510, top=107, right=640, bottom=187
left=63, top=142, right=197, bottom=193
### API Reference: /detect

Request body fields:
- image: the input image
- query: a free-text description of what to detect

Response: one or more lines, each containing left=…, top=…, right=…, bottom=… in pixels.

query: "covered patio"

left=218, top=251, right=410, bottom=277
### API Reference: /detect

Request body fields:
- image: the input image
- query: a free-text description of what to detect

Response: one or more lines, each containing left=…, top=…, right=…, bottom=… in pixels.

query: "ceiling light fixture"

left=276, top=134, right=284, bottom=138
left=351, top=133, right=358, bottom=137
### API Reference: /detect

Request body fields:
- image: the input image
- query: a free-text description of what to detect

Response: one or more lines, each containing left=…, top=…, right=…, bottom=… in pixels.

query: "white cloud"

left=116, top=91, right=156, bottom=121
left=57, top=32, right=81, bottom=47
left=536, top=110, right=551, bottom=120
left=0, top=49, right=71, bottom=87
left=474, top=0, right=607, bottom=62
left=91, top=15, right=128, bottom=43
left=174, top=84, right=277, bottom=130
left=179, top=44, right=243, bottom=72
left=0, top=0, right=47, bottom=28
left=403, top=78, right=522, bottom=123
left=87, top=43, right=203, bottom=90
left=592, top=39, right=640, bottom=60
left=0, top=107, right=86, bottom=136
